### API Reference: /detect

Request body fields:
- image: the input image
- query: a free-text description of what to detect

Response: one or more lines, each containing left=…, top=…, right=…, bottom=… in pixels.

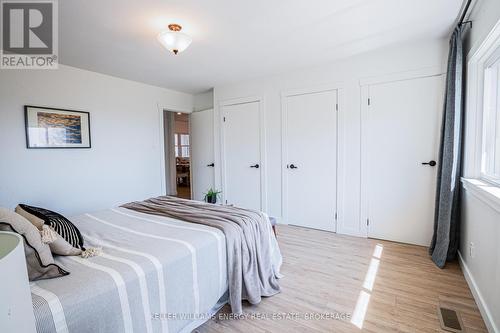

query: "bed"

left=30, top=206, right=231, bottom=333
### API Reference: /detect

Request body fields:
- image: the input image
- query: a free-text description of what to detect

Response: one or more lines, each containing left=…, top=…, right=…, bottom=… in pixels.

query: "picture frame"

left=24, top=105, right=91, bottom=149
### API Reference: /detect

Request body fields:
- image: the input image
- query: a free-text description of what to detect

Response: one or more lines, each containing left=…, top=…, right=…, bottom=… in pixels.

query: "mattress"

left=30, top=207, right=228, bottom=333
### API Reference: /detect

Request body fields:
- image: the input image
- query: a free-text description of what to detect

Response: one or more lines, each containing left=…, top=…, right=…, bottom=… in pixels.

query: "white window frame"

left=480, top=48, right=500, bottom=185
left=464, top=18, right=500, bottom=183
left=462, top=17, right=500, bottom=215
left=174, top=133, right=190, bottom=158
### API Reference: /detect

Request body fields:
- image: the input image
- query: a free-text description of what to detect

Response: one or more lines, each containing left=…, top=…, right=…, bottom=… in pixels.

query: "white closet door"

left=222, top=101, right=262, bottom=210
left=284, top=90, right=337, bottom=231
left=190, top=109, right=214, bottom=201
left=363, top=75, right=443, bottom=246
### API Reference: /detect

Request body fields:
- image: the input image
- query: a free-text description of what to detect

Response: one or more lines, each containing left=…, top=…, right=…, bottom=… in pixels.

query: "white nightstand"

left=0, top=231, right=36, bottom=333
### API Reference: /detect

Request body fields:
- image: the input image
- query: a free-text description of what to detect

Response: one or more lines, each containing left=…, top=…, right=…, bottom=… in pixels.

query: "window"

left=174, top=133, right=190, bottom=158
left=481, top=50, right=500, bottom=185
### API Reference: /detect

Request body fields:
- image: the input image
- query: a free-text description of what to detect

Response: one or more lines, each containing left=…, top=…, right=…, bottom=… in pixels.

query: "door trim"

left=359, top=66, right=444, bottom=86
left=280, top=86, right=341, bottom=232
left=360, top=70, right=445, bottom=239
left=219, top=96, right=267, bottom=211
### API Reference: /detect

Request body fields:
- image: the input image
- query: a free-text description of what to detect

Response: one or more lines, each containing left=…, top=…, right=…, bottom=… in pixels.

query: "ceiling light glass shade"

left=157, top=31, right=192, bottom=55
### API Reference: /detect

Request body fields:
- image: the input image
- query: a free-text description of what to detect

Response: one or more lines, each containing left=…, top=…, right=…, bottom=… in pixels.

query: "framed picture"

left=24, top=106, right=91, bottom=149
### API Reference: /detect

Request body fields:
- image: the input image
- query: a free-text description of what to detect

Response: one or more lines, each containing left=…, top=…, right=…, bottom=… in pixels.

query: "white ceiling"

left=59, top=0, right=464, bottom=94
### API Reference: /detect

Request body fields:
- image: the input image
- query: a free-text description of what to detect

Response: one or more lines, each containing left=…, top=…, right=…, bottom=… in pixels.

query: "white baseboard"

left=458, top=250, right=499, bottom=333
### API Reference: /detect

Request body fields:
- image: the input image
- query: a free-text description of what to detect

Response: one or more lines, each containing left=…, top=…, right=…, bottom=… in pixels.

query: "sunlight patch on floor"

left=362, top=258, right=380, bottom=291
left=350, top=243, right=383, bottom=329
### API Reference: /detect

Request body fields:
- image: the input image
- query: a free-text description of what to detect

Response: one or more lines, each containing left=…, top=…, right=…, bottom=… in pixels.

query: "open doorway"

left=174, top=112, right=191, bottom=199
left=163, top=110, right=191, bottom=199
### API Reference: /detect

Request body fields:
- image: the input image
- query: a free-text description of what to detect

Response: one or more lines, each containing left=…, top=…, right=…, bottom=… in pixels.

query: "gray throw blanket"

left=122, top=196, right=281, bottom=314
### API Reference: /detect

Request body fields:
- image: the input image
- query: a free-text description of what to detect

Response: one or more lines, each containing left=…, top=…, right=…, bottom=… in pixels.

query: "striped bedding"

left=30, top=207, right=228, bottom=333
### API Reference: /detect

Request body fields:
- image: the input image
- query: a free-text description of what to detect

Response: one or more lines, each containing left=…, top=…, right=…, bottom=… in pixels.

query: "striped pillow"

left=17, top=204, right=85, bottom=250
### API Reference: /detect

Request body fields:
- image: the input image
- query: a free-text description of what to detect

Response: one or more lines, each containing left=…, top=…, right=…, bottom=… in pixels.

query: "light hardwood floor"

left=176, top=185, right=191, bottom=200
left=196, top=225, right=487, bottom=333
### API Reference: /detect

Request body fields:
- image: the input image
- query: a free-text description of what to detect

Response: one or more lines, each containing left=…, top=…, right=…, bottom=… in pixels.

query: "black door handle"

left=422, top=160, right=437, bottom=167
left=207, top=163, right=214, bottom=167
left=250, top=164, right=260, bottom=168
left=288, top=164, right=298, bottom=169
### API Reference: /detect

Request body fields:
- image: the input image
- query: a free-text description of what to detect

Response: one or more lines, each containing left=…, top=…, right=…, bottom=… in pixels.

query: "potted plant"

left=204, top=188, right=221, bottom=204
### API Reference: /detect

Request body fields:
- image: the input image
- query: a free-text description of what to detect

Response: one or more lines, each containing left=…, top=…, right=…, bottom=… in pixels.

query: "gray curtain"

left=429, top=26, right=465, bottom=268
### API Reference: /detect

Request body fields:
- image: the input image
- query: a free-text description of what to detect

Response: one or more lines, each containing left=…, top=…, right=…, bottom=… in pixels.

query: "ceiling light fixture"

left=157, top=24, right=192, bottom=55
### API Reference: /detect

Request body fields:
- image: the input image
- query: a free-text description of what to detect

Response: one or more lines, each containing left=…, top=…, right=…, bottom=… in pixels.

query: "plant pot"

left=206, top=195, right=217, bottom=204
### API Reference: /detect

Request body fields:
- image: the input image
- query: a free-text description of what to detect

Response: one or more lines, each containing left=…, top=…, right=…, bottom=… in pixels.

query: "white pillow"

left=0, top=208, right=69, bottom=280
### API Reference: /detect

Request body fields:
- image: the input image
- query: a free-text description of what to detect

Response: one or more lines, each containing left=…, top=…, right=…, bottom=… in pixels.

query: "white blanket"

left=31, top=207, right=229, bottom=333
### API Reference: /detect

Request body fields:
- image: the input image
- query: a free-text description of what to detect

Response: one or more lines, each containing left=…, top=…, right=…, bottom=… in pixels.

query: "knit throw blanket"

left=121, top=196, right=282, bottom=314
